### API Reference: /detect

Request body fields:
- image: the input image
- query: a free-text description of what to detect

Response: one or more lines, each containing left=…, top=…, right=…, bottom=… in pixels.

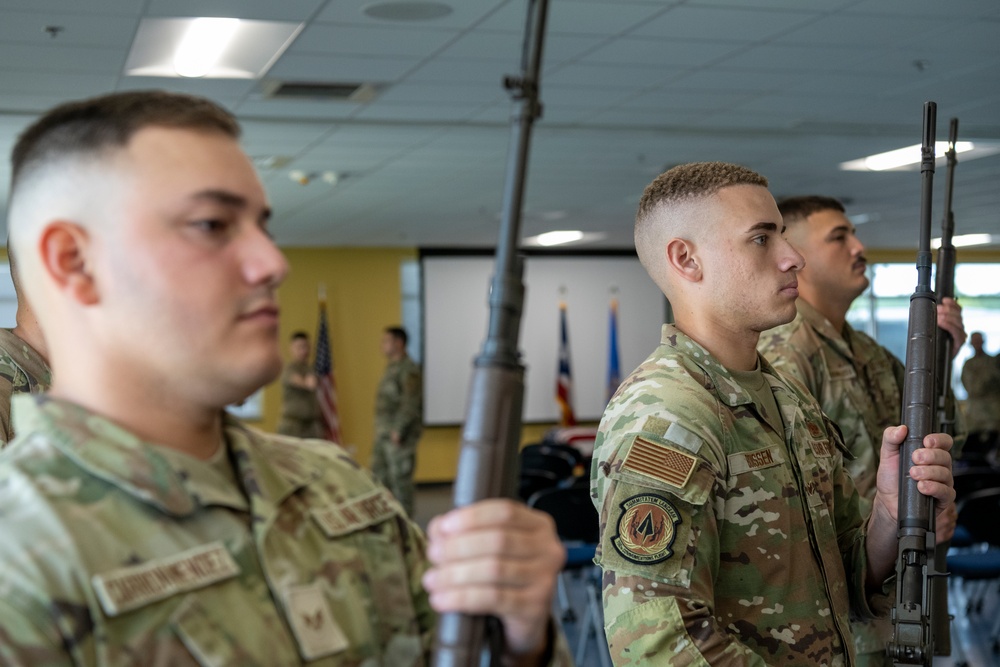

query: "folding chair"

left=517, top=444, right=578, bottom=501
left=946, top=487, right=1000, bottom=666
left=528, top=477, right=611, bottom=667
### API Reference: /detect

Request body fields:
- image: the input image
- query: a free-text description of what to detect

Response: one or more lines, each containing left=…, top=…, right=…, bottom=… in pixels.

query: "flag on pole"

left=606, top=298, right=621, bottom=404
left=314, top=294, right=343, bottom=444
left=556, top=302, right=576, bottom=426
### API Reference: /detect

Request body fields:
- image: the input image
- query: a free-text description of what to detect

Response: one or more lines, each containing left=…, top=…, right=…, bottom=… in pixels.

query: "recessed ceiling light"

left=173, top=18, right=241, bottom=77
left=536, top=231, right=583, bottom=246
left=932, top=233, right=996, bottom=249
left=847, top=212, right=878, bottom=225
left=124, top=18, right=303, bottom=79
left=523, top=231, right=607, bottom=247
left=839, top=141, right=1000, bottom=172
left=363, top=2, right=453, bottom=21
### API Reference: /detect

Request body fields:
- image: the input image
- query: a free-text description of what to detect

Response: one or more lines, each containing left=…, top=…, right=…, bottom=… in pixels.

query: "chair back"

left=956, top=487, right=1000, bottom=546
left=953, top=467, right=1000, bottom=502
left=528, top=477, right=599, bottom=544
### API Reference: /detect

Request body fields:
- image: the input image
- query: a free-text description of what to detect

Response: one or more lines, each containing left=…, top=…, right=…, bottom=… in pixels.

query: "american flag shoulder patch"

left=621, top=435, right=698, bottom=489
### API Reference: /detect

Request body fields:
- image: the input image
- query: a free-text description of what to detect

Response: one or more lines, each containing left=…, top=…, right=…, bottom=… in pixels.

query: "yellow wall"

left=257, top=246, right=593, bottom=482
left=258, top=247, right=414, bottom=464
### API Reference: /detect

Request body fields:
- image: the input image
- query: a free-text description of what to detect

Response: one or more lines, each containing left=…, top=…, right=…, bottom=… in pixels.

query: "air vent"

left=261, top=81, right=380, bottom=103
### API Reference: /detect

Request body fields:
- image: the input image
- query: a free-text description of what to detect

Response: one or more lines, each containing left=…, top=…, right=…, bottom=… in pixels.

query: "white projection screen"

left=422, top=254, right=668, bottom=425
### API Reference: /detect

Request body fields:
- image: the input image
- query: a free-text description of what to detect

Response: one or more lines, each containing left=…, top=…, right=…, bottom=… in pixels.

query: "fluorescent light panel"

left=537, top=231, right=583, bottom=246
left=125, top=18, right=303, bottom=79
left=932, top=234, right=997, bottom=249
left=840, top=141, right=1000, bottom=172
left=173, top=18, right=240, bottom=77
left=524, top=230, right=606, bottom=247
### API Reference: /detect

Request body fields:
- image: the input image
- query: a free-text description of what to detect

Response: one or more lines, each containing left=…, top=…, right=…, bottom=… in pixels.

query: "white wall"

left=423, top=255, right=667, bottom=424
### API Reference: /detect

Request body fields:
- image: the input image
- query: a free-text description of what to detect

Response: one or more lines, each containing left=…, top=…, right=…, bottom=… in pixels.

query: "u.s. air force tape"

left=612, top=494, right=681, bottom=564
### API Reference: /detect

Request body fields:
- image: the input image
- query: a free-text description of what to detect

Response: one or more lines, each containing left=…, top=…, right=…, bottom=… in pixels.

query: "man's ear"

left=665, top=237, right=702, bottom=283
left=37, top=221, right=99, bottom=306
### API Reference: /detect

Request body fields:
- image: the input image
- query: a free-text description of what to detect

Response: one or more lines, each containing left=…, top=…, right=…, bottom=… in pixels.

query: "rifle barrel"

left=888, top=101, right=940, bottom=667
left=432, top=1, right=550, bottom=665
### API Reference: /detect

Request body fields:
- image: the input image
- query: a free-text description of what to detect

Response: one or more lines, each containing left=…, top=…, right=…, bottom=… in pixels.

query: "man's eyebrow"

left=190, top=189, right=271, bottom=222
left=747, top=221, right=779, bottom=234
left=825, top=223, right=854, bottom=238
left=190, top=189, right=246, bottom=207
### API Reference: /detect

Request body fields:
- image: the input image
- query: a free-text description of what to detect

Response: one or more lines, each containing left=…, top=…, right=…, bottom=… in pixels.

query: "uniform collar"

left=660, top=324, right=806, bottom=443
left=11, top=395, right=320, bottom=518
left=796, top=300, right=854, bottom=359
left=0, top=328, right=52, bottom=388
left=660, top=323, right=783, bottom=408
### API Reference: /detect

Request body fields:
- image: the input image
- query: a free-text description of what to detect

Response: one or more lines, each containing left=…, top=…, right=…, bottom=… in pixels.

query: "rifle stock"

left=432, top=1, right=550, bottom=665
left=887, top=102, right=943, bottom=666
left=930, top=117, right=959, bottom=656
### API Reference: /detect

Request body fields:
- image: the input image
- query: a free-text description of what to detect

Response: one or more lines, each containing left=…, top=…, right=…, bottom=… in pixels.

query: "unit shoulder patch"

left=612, top=493, right=681, bottom=564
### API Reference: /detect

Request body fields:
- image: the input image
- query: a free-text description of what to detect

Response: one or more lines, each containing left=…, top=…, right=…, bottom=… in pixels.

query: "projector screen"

left=422, top=254, right=668, bottom=424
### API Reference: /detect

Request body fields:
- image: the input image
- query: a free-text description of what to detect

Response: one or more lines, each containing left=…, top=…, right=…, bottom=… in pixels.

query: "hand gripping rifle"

left=431, top=1, right=550, bottom=665
left=930, top=118, right=959, bottom=656
left=887, top=102, right=946, bottom=666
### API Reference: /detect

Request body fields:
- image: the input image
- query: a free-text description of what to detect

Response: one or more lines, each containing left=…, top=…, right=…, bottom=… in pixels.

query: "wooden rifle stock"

left=930, top=118, right=959, bottom=656
left=887, top=102, right=943, bottom=666
left=431, top=1, right=550, bottom=665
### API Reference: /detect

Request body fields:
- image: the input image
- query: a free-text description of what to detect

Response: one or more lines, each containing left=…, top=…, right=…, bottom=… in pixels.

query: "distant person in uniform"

left=371, top=326, right=423, bottom=515
left=757, top=195, right=965, bottom=664
left=961, top=331, right=1000, bottom=461
left=0, top=249, right=51, bottom=445
left=592, top=162, right=956, bottom=665
left=277, top=330, right=324, bottom=439
left=0, top=90, right=569, bottom=666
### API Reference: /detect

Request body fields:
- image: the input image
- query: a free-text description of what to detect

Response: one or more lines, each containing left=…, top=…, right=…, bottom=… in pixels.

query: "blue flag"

left=607, top=298, right=621, bottom=404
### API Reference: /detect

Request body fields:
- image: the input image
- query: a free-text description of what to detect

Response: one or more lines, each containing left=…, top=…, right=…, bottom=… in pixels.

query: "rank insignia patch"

left=612, top=494, right=681, bottom=564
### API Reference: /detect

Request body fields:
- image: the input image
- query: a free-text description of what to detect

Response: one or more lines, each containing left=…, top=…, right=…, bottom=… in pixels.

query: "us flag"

left=555, top=302, right=576, bottom=426
left=314, top=298, right=343, bottom=444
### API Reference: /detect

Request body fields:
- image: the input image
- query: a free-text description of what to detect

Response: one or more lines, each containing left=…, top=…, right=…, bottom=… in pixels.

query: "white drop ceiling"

left=0, top=0, right=998, bottom=250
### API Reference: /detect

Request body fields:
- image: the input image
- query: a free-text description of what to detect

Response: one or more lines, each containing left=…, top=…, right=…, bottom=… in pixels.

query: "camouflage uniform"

left=277, top=360, right=324, bottom=439
left=592, top=324, right=884, bottom=666
left=0, top=328, right=51, bottom=445
left=758, top=300, right=956, bottom=664
left=960, top=352, right=1000, bottom=433
left=758, top=300, right=901, bottom=507
left=0, top=394, right=572, bottom=666
left=371, top=356, right=423, bottom=516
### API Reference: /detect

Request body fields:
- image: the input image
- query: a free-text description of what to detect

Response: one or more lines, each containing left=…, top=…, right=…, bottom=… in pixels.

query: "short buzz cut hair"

left=776, top=195, right=845, bottom=225
left=636, top=161, right=768, bottom=224
left=291, top=331, right=309, bottom=341
left=385, top=326, right=408, bottom=346
left=11, top=90, right=241, bottom=192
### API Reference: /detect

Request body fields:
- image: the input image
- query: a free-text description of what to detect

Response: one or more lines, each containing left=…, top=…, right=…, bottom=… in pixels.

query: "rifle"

left=887, top=101, right=945, bottom=666
left=431, top=1, right=550, bottom=665
left=934, top=118, right=959, bottom=437
left=930, top=118, right=959, bottom=656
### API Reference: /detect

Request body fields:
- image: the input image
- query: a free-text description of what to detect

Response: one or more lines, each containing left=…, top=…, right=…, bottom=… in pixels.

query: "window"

left=847, top=262, right=1000, bottom=401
